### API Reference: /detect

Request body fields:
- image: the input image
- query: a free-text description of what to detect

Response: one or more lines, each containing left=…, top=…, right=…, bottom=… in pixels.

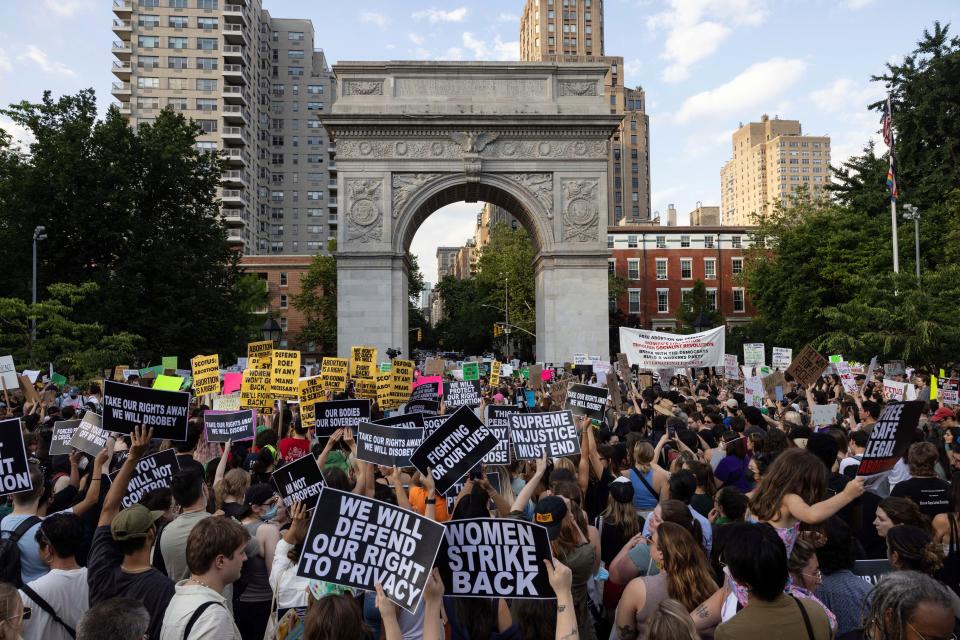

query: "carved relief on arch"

left=561, top=179, right=600, bottom=242
left=503, top=173, right=554, bottom=219
left=345, top=178, right=384, bottom=243
left=391, top=173, right=445, bottom=218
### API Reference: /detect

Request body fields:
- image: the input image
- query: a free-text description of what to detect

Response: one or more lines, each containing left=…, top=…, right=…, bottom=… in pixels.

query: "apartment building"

left=520, top=0, right=651, bottom=223
left=110, top=0, right=336, bottom=255
left=720, top=114, right=831, bottom=225
left=474, top=203, right=519, bottom=250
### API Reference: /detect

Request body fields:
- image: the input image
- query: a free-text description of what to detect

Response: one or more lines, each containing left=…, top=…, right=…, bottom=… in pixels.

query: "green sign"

left=829, top=355, right=843, bottom=363
left=521, top=367, right=530, bottom=380
left=162, top=356, right=178, bottom=371
left=379, top=362, right=392, bottom=373
left=139, top=365, right=163, bottom=377
left=462, top=362, right=480, bottom=381
left=51, top=373, right=67, bottom=387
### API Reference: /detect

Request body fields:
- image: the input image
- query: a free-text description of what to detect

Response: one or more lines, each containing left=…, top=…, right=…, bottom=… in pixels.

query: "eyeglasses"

left=802, top=569, right=822, bottom=582
left=5, top=607, right=31, bottom=622
left=906, top=621, right=957, bottom=640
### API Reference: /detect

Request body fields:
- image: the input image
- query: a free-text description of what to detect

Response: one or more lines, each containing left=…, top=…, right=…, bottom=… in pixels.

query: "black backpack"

left=0, top=516, right=42, bottom=586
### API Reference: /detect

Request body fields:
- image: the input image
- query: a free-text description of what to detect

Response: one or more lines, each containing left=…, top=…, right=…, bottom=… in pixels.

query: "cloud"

left=0, top=116, right=34, bottom=149
left=843, top=0, right=875, bottom=8
left=410, top=202, right=482, bottom=282
left=810, top=77, right=885, bottom=114
left=442, top=47, right=465, bottom=61
left=674, top=57, right=806, bottom=123
left=413, top=8, right=468, bottom=23
left=623, top=58, right=643, bottom=85
left=16, top=45, right=76, bottom=77
left=498, top=12, right=519, bottom=22
left=462, top=32, right=519, bottom=61
left=359, top=12, right=389, bottom=28
left=408, top=33, right=425, bottom=45
left=648, top=0, right=767, bottom=83
left=0, top=48, right=12, bottom=74
left=43, top=0, right=93, bottom=17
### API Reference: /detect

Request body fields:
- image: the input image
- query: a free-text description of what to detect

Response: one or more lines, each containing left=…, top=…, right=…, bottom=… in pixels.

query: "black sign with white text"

left=405, top=399, right=440, bottom=416
left=203, top=410, right=257, bottom=442
left=410, top=406, right=498, bottom=495
left=0, top=418, right=32, bottom=497
left=443, top=381, right=483, bottom=408
left=357, top=421, right=424, bottom=468
left=68, top=412, right=110, bottom=457
left=108, top=449, right=181, bottom=509
left=297, top=488, right=445, bottom=612
left=50, top=419, right=81, bottom=456
left=509, top=411, right=580, bottom=460
left=272, top=453, right=326, bottom=510
left=483, top=405, right=520, bottom=465
left=445, top=470, right=501, bottom=514
left=565, top=383, right=608, bottom=421
left=423, top=415, right=449, bottom=440
left=439, top=518, right=555, bottom=599
left=858, top=401, right=923, bottom=477
left=102, top=380, right=190, bottom=441
left=313, top=400, right=371, bottom=438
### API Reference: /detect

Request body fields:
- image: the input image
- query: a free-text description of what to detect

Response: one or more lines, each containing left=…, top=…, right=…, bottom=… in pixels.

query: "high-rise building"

left=111, top=0, right=337, bottom=255
left=474, top=203, right=519, bottom=250
left=520, top=0, right=651, bottom=224
left=436, top=246, right=460, bottom=280
left=720, top=114, right=831, bottom=225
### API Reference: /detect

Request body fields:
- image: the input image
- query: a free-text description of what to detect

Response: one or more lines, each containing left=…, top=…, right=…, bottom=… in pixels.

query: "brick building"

left=608, top=226, right=757, bottom=331
left=238, top=255, right=317, bottom=360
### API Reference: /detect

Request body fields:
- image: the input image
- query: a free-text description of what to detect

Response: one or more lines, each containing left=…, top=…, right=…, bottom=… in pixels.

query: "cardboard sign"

left=272, top=453, right=326, bottom=510
left=862, top=356, right=880, bottom=394
left=884, top=361, right=906, bottom=377
left=191, top=355, right=220, bottom=396
left=321, top=357, right=349, bottom=392
left=213, top=394, right=241, bottom=411
left=606, top=374, right=622, bottom=410
left=811, top=404, right=838, bottom=427
left=350, top=346, right=378, bottom=380
left=102, top=380, right=190, bottom=441
left=0, top=356, right=18, bottom=391
left=247, top=341, right=273, bottom=370
left=152, top=375, right=183, bottom=391
left=240, top=369, right=273, bottom=413
left=0, top=418, right=33, bottom=497
left=771, top=347, right=792, bottom=370
left=565, top=383, right=608, bottom=422
left=483, top=405, right=520, bottom=465
left=883, top=379, right=907, bottom=402
left=762, top=370, right=786, bottom=395
left=314, top=400, right=371, bottom=437
left=509, top=411, right=580, bottom=459
left=297, top=488, right=445, bottom=612
left=439, top=518, right=555, bottom=599
left=619, top=326, right=725, bottom=368
left=50, top=419, right=82, bottom=456
left=270, top=350, right=300, bottom=398
left=410, top=406, right=498, bottom=495
left=424, top=358, right=446, bottom=377
left=489, top=360, right=501, bottom=387
left=107, top=449, right=180, bottom=509
left=743, top=343, right=765, bottom=367
left=723, top=354, right=739, bottom=379
left=442, top=380, right=483, bottom=408
left=858, top=401, right=923, bottom=477
left=203, top=410, right=256, bottom=442
left=68, top=412, right=110, bottom=457
left=785, top=344, right=828, bottom=387
left=356, top=420, right=424, bottom=468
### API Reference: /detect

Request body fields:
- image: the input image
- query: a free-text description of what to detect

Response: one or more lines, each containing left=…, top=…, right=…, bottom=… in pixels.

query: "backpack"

left=0, top=516, right=42, bottom=586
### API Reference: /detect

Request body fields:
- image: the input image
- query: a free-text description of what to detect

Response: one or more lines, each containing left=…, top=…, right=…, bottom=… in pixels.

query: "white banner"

left=771, top=347, right=793, bottom=370
left=618, top=326, right=725, bottom=368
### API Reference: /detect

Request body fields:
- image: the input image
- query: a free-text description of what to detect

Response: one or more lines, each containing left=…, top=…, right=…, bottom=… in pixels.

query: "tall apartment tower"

left=110, top=0, right=336, bottom=255
left=519, top=0, right=651, bottom=224
left=720, top=115, right=831, bottom=225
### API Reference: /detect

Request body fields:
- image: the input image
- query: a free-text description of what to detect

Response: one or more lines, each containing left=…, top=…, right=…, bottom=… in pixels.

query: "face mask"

left=262, top=504, right=278, bottom=521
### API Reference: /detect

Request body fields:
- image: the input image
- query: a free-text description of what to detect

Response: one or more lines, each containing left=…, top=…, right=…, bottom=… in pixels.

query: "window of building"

left=628, top=289, right=641, bottom=314
left=731, top=235, right=742, bottom=248
left=306, top=154, right=323, bottom=163
left=732, top=257, right=744, bottom=275
left=137, top=97, right=160, bottom=110
left=627, top=235, right=638, bottom=248
left=307, top=191, right=323, bottom=201
left=306, top=241, right=322, bottom=251
left=704, top=235, right=714, bottom=248
left=608, top=259, right=616, bottom=274
left=197, top=119, right=217, bottom=133
left=307, top=208, right=323, bottom=218
left=307, top=120, right=322, bottom=129
left=196, top=98, right=217, bottom=111
left=197, top=17, right=217, bottom=29
left=707, top=289, right=718, bottom=311
left=271, top=135, right=284, bottom=146
left=279, top=294, right=288, bottom=308
left=288, top=31, right=304, bottom=41
left=288, top=66, right=304, bottom=76
left=607, top=235, right=614, bottom=249
left=271, top=191, right=284, bottom=202
left=137, top=55, right=160, bottom=68
left=167, top=97, right=187, bottom=111
left=139, top=36, right=160, bottom=48
left=168, top=36, right=188, bottom=50
left=195, top=141, right=217, bottom=152
left=196, top=78, right=217, bottom=91
left=627, top=259, right=640, bottom=280
left=168, top=15, right=188, bottom=28
left=137, top=77, right=160, bottom=89
left=197, top=0, right=217, bottom=8
left=168, top=77, right=188, bottom=90
left=655, top=258, right=668, bottom=280
left=139, top=14, right=160, bottom=27
left=288, top=50, right=305, bottom=59
left=657, top=290, right=669, bottom=313
left=141, top=0, right=160, bottom=6
left=680, top=235, right=690, bottom=248
left=166, top=56, right=186, bottom=69
left=169, top=0, right=187, bottom=8
left=704, top=258, right=717, bottom=279
left=279, top=272, right=288, bottom=286
left=656, top=235, right=666, bottom=249
left=306, top=102, right=324, bottom=111
left=196, top=57, right=217, bottom=70
left=197, top=38, right=217, bottom=50
left=270, top=242, right=283, bottom=253
left=680, top=258, right=692, bottom=279
left=733, top=288, right=745, bottom=312
left=307, top=85, right=324, bottom=94
left=307, top=225, right=322, bottom=234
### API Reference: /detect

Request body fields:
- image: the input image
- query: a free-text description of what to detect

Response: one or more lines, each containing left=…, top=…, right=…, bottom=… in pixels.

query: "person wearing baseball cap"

left=932, top=406, right=957, bottom=428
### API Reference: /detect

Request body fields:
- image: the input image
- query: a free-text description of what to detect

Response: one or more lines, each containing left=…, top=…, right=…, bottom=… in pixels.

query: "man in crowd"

left=159, top=468, right=211, bottom=581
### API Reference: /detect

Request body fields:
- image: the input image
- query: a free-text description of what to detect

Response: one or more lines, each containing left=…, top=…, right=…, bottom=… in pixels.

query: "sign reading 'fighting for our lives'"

left=618, top=326, right=725, bottom=368
left=410, top=406, right=498, bottom=495
left=271, top=453, right=326, bottom=510
left=509, top=411, right=580, bottom=459
left=108, top=449, right=181, bottom=509
left=297, top=488, right=445, bottom=612
left=102, top=380, right=190, bottom=441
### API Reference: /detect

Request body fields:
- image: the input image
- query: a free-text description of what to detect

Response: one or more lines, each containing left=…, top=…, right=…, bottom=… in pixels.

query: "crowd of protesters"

left=0, top=358, right=958, bottom=640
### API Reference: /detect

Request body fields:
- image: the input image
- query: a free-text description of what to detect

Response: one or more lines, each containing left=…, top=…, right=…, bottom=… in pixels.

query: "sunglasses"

left=4, top=607, right=31, bottom=622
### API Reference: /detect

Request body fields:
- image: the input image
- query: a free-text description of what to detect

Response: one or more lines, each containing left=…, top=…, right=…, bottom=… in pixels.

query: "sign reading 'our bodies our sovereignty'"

left=102, top=380, right=190, bottom=441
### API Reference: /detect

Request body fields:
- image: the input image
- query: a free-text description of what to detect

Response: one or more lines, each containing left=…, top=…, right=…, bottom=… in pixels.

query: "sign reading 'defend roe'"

left=297, top=488, right=445, bottom=612
left=102, top=380, right=190, bottom=441
left=509, top=411, right=580, bottom=459
left=271, top=453, right=326, bottom=510
left=108, top=449, right=181, bottom=509
left=410, top=406, right=498, bottom=495
left=618, top=326, right=725, bottom=368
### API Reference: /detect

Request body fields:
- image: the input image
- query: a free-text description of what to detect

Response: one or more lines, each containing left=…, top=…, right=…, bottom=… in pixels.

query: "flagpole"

left=891, top=198, right=899, bottom=274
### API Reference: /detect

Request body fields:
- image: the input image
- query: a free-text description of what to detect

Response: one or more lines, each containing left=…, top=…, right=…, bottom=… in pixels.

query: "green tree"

left=676, top=280, right=722, bottom=333
left=433, top=276, right=498, bottom=355
left=293, top=239, right=337, bottom=356
left=474, top=223, right=537, bottom=356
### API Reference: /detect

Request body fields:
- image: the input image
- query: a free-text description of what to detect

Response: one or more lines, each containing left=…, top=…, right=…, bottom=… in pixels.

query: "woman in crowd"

left=628, top=442, right=668, bottom=519
left=236, top=484, right=283, bottom=640
left=814, top=517, right=873, bottom=637
left=713, top=431, right=751, bottom=493
left=886, top=524, right=945, bottom=576
left=0, top=583, right=26, bottom=640
left=872, top=496, right=931, bottom=559
left=608, top=500, right=705, bottom=585
left=787, top=538, right=838, bottom=634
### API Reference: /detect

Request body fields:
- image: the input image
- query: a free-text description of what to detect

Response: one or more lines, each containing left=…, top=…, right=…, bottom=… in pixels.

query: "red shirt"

left=279, top=437, right=311, bottom=462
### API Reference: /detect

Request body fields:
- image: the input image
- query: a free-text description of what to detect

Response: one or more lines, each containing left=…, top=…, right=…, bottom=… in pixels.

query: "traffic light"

left=416, top=328, right=422, bottom=342
left=493, top=323, right=501, bottom=337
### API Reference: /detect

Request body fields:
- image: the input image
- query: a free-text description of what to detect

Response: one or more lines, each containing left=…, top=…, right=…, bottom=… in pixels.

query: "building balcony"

left=328, top=180, right=337, bottom=189
left=221, top=170, right=247, bottom=188
left=223, top=64, right=247, bottom=84
left=328, top=216, right=339, bottom=226
left=111, top=60, right=131, bottom=80
left=111, top=82, right=132, bottom=98
left=227, top=230, right=245, bottom=246
left=222, top=23, right=247, bottom=45
left=112, top=19, right=132, bottom=38
left=114, top=103, right=131, bottom=116
left=222, top=209, right=246, bottom=227
left=222, top=85, right=247, bottom=104
left=222, top=126, right=247, bottom=144
left=112, top=0, right=132, bottom=16
left=223, top=4, right=246, bottom=23
left=221, top=189, right=248, bottom=206
left=328, top=199, right=338, bottom=208
left=222, top=105, right=248, bottom=125
left=111, top=41, right=132, bottom=59
left=222, top=148, right=248, bottom=166
left=222, top=44, right=246, bottom=62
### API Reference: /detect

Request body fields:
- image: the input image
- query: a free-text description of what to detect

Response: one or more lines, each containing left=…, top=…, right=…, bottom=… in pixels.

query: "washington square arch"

left=324, top=61, right=622, bottom=363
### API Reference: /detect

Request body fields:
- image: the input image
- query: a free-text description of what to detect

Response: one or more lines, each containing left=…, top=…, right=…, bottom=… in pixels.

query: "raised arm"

left=98, top=426, right=153, bottom=527
left=73, top=447, right=110, bottom=517
left=214, top=439, right=232, bottom=487
left=577, top=417, right=591, bottom=494
left=781, top=478, right=864, bottom=525
left=317, top=429, right=343, bottom=470
left=545, top=560, right=579, bottom=640
left=510, top=453, right=547, bottom=513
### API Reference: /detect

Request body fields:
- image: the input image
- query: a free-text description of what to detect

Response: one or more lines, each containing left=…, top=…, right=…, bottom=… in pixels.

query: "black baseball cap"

left=534, top=496, right=568, bottom=540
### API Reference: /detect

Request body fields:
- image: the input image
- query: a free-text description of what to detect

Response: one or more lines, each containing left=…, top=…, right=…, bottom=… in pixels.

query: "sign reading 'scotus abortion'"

left=297, top=488, right=445, bottom=612
left=271, top=453, right=326, bottom=510
left=109, top=449, right=181, bottom=509
left=102, top=380, right=190, bottom=441
left=509, top=411, right=580, bottom=459
left=410, top=406, right=498, bottom=495
left=438, top=518, right=555, bottom=599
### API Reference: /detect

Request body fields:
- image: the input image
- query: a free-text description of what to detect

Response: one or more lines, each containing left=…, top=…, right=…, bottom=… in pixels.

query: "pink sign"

left=222, top=372, right=243, bottom=395
left=542, top=370, right=553, bottom=382
left=414, top=375, right=443, bottom=396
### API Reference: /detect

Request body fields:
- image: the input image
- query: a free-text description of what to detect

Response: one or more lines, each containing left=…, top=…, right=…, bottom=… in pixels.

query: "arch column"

left=337, top=252, right=410, bottom=358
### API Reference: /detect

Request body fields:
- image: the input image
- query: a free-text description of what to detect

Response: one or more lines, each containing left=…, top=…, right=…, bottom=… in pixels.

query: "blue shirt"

left=641, top=504, right=713, bottom=553
left=0, top=514, right=47, bottom=584
left=815, top=570, right=873, bottom=636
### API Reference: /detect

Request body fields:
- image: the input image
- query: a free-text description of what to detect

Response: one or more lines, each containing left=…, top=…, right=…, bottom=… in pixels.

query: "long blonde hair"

left=634, top=441, right=655, bottom=473
left=215, top=468, right=250, bottom=508
left=600, top=495, right=642, bottom=540
left=656, top=522, right=718, bottom=611
left=0, top=583, right=22, bottom=640
left=646, top=599, right=699, bottom=640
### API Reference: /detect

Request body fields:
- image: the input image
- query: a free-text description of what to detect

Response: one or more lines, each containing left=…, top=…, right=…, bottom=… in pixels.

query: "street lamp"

left=902, top=204, right=921, bottom=283
left=31, top=225, right=47, bottom=346
left=260, top=317, right=282, bottom=344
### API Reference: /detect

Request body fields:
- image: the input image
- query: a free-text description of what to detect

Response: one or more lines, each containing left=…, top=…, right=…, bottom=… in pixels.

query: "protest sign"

left=68, top=412, right=110, bottom=457
left=240, top=369, right=273, bottom=413
left=526, top=364, right=542, bottom=389
left=489, top=360, right=501, bottom=387
left=811, top=404, right=838, bottom=427
left=723, top=354, right=740, bottom=379
left=50, top=419, right=81, bottom=456
left=102, top=380, right=190, bottom=440
left=483, top=405, right=520, bottom=465
left=299, top=376, right=325, bottom=406
left=376, top=370, right=404, bottom=411
left=222, top=372, right=243, bottom=395
left=592, top=361, right=610, bottom=385
left=108, top=449, right=180, bottom=509
left=573, top=353, right=588, bottom=366
left=0, top=418, right=32, bottom=497
left=354, top=378, right=377, bottom=401
left=161, top=356, right=177, bottom=372
left=297, top=488, right=444, bottom=612
left=22, top=370, right=40, bottom=384
left=607, top=374, right=621, bottom=410
left=884, top=360, right=906, bottom=377
left=422, top=415, right=449, bottom=440
left=616, top=353, right=631, bottom=376
left=858, top=401, right=923, bottom=477
left=772, top=348, right=793, bottom=370
left=247, top=341, right=273, bottom=370
left=851, top=559, right=894, bottom=587
left=0, top=356, right=18, bottom=391
left=744, top=377, right=764, bottom=408
left=17, top=375, right=38, bottom=404
left=762, top=370, right=786, bottom=395
left=462, top=362, right=480, bottom=381
left=357, top=420, right=424, bottom=468
left=619, top=326, right=725, bottom=368
left=785, top=344, right=828, bottom=387
left=270, top=350, right=300, bottom=398
left=191, top=355, right=220, bottom=396
left=862, top=356, right=879, bottom=394
left=410, top=406, right=498, bottom=495
left=319, top=357, right=348, bottom=392
left=406, top=382, right=441, bottom=412
left=443, top=380, right=483, bottom=408
left=203, top=409, right=256, bottom=442
left=313, top=400, right=371, bottom=437
left=152, top=375, right=183, bottom=391
left=509, top=411, right=580, bottom=459
left=565, top=383, right=607, bottom=422
left=743, top=343, right=765, bottom=367
left=444, top=470, right=501, bottom=514
left=883, top=379, right=906, bottom=402
left=829, top=355, right=843, bottom=364
left=439, top=518, right=555, bottom=599
left=350, top=346, right=378, bottom=380
left=213, top=394, right=241, bottom=411
left=379, top=362, right=393, bottom=373
left=272, top=453, right=326, bottom=510
left=837, top=361, right=859, bottom=394
left=424, top=358, right=445, bottom=377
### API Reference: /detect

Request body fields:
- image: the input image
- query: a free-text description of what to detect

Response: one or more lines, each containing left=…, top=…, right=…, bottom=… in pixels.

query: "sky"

left=1, top=0, right=957, bottom=283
